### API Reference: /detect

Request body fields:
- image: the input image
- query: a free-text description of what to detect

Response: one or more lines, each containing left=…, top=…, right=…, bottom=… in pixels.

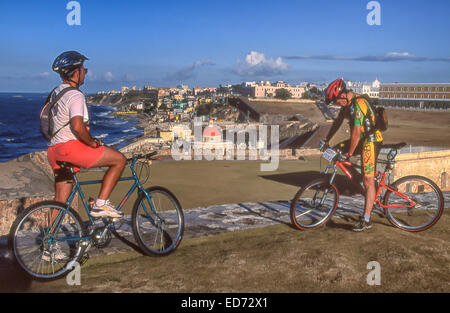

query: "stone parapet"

left=0, top=196, right=54, bottom=236
left=393, top=149, right=450, bottom=190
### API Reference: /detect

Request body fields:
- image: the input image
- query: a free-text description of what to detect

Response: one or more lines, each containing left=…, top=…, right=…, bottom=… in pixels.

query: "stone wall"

left=0, top=196, right=54, bottom=236
left=393, top=149, right=450, bottom=191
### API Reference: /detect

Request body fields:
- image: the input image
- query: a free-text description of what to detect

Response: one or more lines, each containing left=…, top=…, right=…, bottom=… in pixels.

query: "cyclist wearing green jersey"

left=324, top=78, right=383, bottom=231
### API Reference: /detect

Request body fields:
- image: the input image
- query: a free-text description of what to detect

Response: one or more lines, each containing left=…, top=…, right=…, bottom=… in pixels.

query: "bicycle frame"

left=323, top=158, right=417, bottom=210
left=47, top=158, right=162, bottom=244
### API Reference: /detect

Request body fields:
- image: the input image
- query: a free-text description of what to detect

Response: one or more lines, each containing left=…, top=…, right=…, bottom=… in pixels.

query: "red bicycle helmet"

left=325, top=78, right=346, bottom=104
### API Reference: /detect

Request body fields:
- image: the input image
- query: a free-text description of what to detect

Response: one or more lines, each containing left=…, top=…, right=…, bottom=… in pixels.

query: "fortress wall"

left=393, top=150, right=450, bottom=191
left=0, top=196, right=53, bottom=236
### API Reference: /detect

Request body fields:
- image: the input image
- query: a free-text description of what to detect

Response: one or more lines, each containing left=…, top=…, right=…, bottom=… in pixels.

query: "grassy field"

left=73, top=158, right=323, bottom=220
left=7, top=210, right=449, bottom=293
left=2, top=158, right=449, bottom=293
left=382, top=109, right=450, bottom=148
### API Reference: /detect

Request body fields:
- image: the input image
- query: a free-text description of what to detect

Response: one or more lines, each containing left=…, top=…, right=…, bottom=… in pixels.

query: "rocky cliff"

left=86, top=93, right=123, bottom=106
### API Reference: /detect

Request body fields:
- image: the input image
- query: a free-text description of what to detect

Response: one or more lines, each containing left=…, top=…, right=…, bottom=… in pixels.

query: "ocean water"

left=0, top=92, right=144, bottom=162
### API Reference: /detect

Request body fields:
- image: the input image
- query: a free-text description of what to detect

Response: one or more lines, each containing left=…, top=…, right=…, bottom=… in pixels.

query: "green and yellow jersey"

left=349, top=94, right=383, bottom=143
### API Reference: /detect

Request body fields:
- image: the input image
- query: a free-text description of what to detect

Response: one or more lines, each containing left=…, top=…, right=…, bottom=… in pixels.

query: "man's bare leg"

left=50, top=180, right=73, bottom=227
left=91, top=147, right=126, bottom=200
left=363, top=176, right=376, bottom=218
left=55, top=180, right=73, bottom=203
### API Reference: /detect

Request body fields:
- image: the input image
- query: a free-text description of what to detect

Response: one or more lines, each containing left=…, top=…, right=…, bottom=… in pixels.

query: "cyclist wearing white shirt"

left=47, top=51, right=126, bottom=218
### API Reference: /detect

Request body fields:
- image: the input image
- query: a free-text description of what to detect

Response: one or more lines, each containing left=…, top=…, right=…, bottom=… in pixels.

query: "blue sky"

left=1, top=0, right=449, bottom=93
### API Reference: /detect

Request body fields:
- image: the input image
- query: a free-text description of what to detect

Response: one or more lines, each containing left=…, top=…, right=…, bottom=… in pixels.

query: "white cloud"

left=234, top=51, right=288, bottom=77
left=38, top=72, right=50, bottom=78
left=85, top=70, right=97, bottom=81
left=285, top=51, right=450, bottom=63
left=104, top=72, right=114, bottom=82
left=164, top=59, right=216, bottom=83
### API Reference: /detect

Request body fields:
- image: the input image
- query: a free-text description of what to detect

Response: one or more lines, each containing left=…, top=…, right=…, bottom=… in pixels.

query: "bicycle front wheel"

left=290, top=178, right=339, bottom=230
left=384, top=175, right=444, bottom=232
left=8, top=201, right=86, bottom=280
left=132, top=186, right=184, bottom=256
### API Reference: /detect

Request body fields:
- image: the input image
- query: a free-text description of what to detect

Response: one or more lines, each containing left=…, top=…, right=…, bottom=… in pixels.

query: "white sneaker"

left=90, top=200, right=124, bottom=218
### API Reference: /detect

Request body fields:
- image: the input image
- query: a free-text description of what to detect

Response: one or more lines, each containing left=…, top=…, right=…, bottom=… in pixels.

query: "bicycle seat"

left=56, top=161, right=78, bottom=169
left=381, top=142, right=407, bottom=150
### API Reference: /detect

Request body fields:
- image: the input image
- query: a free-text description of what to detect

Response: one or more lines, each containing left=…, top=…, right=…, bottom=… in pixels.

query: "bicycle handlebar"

left=319, top=139, right=403, bottom=165
left=319, top=139, right=348, bottom=162
left=126, top=151, right=159, bottom=162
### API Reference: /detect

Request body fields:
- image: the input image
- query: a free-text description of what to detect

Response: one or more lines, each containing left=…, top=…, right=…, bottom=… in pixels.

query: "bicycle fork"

left=313, top=164, right=338, bottom=206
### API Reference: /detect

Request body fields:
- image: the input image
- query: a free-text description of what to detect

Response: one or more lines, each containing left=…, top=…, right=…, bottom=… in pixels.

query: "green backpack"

left=356, top=94, right=388, bottom=132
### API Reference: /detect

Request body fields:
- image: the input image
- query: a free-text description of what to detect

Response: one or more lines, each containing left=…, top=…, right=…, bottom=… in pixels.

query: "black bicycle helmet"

left=52, top=51, right=88, bottom=78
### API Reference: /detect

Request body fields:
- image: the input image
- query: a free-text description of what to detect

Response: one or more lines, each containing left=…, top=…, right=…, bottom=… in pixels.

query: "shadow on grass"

left=260, top=171, right=362, bottom=197
left=325, top=211, right=390, bottom=231
left=0, top=244, right=33, bottom=292
left=109, top=227, right=145, bottom=255
left=325, top=215, right=360, bottom=231
left=238, top=202, right=291, bottom=226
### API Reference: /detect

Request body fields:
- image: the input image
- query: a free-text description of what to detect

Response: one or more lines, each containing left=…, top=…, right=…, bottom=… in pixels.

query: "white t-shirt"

left=49, top=83, right=89, bottom=146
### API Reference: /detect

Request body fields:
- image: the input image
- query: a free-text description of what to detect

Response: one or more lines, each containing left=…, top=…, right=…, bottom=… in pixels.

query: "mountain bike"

left=290, top=140, right=444, bottom=232
left=9, top=151, right=184, bottom=280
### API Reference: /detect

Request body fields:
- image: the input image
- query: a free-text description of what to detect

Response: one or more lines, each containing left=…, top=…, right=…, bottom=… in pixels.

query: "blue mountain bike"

left=8, top=151, right=184, bottom=280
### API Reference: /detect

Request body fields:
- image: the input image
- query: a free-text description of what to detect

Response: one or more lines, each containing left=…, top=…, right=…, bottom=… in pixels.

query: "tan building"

left=159, top=130, right=173, bottom=142
left=241, top=81, right=306, bottom=99
left=379, top=83, right=450, bottom=108
left=157, top=89, right=170, bottom=98
left=121, top=86, right=129, bottom=95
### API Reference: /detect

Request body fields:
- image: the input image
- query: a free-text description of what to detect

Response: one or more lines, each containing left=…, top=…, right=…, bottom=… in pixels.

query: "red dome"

left=202, top=126, right=221, bottom=137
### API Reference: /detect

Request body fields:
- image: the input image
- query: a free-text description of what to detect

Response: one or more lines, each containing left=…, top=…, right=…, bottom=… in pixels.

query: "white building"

left=346, top=78, right=380, bottom=98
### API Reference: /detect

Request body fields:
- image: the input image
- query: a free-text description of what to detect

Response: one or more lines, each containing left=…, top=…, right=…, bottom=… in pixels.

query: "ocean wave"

left=112, top=120, right=128, bottom=126
left=122, top=127, right=137, bottom=133
left=108, top=138, right=126, bottom=146
left=97, top=111, right=112, bottom=117
left=97, top=133, right=109, bottom=139
left=4, top=141, right=28, bottom=148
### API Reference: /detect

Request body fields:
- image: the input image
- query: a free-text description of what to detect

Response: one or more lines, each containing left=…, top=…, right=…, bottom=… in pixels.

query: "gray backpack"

left=40, top=86, right=78, bottom=141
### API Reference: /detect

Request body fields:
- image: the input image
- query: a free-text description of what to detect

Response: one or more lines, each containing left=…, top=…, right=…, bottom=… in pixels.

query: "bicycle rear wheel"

left=132, top=186, right=184, bottom=256
left=290, top=178, right=339, bottom=230
left=8, top=201, right=86, bottom=280
left=384, top=175, right=444, bottom=232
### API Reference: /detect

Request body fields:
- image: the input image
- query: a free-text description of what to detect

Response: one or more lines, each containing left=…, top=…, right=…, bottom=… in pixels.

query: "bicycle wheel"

left=290, top=178, right=339, bottom=230
left=132, top=186, right=184, bottom=256
left=384, top=175, right=444, bottom=232
left=8, top=201, right=87, bottom=281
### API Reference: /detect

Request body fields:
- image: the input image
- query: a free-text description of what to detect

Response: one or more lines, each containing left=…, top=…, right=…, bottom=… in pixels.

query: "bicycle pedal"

left=79, top=252, right=90, bottom=266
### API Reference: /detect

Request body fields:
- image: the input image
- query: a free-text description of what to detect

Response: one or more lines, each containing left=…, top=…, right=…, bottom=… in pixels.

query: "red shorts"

left=47, top=140, right=105, bottom=173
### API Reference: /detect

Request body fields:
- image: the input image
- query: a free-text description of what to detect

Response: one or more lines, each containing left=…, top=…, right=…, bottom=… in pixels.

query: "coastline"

left=87, top=102, right=148, bottom=149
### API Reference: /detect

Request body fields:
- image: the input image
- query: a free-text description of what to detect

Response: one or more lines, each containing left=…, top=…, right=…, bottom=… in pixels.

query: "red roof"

left=202, top=126, right=221, bottom=137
